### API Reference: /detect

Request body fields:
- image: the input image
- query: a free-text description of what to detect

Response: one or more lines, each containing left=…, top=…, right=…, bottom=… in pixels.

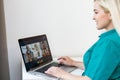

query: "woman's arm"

left=63, top=73, right=91, bottom=80
left=45, top=66, right=90, bottom=80
left=72, top=61, right=84, bottom=70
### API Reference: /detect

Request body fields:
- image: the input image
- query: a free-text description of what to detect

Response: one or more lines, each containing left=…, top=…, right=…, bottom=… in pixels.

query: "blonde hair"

left=94, top=0, right=120, bottom=35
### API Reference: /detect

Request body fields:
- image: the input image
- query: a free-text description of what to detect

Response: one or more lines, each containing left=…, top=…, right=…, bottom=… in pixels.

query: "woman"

left=45, top=0, right=120, bottom=80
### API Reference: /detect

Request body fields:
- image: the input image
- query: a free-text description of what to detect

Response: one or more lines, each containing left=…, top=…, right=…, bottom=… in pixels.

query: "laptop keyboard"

left=35, top=62, right=63, bottom=73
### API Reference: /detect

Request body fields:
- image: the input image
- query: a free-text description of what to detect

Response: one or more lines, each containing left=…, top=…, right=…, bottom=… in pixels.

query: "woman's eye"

left=94, top=12, right=98, bottom=14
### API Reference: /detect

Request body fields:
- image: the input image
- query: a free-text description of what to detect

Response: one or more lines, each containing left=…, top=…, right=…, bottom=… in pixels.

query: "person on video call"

left=45, top=0, right=120, bottom=80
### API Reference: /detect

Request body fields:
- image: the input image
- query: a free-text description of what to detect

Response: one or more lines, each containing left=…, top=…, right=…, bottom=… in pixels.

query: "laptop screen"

left=18, top=34, right=53, bottom=71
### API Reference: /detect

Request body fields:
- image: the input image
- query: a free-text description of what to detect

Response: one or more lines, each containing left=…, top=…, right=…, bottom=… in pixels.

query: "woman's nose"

left=93, top=15, right=95, bottom=20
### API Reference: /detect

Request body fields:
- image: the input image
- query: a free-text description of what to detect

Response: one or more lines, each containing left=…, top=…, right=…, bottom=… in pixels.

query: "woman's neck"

left=105, top=22, right=114, bottom=31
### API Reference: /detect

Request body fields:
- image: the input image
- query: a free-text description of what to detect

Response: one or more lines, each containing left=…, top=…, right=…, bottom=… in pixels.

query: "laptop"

left=18, top=34, right=77, bottom=80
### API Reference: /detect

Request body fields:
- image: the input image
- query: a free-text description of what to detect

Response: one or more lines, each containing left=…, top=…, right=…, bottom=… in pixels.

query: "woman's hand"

left=45, top=66, right=69, bottom=78
left=58, top=56, right=84, bottom=70
left=57, top=56, right=75, bottom=66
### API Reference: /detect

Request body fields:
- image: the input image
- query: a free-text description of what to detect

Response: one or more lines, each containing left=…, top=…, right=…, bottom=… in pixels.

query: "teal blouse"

left=83, top=29, right=120, bottom=80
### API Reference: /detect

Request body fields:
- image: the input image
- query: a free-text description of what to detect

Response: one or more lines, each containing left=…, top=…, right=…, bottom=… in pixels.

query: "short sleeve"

left=84, top=39, right=120, bottom=80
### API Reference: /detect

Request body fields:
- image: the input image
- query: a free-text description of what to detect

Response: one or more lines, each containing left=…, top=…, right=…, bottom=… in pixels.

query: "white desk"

left=22, top=57, right=84, bottom=80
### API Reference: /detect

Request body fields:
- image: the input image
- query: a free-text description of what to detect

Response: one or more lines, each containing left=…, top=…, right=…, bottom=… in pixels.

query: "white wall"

left=4, top=0, right=101, bottom=80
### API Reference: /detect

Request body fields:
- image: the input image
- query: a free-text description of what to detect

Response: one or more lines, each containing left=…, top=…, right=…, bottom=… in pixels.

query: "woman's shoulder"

left=106, top=31, right=120, bottom=44
left=98, top=30, right=120, bottom=49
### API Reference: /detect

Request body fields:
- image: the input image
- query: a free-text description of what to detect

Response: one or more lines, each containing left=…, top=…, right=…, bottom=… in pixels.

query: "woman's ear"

left=108, top=13, right=112, bottom=20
